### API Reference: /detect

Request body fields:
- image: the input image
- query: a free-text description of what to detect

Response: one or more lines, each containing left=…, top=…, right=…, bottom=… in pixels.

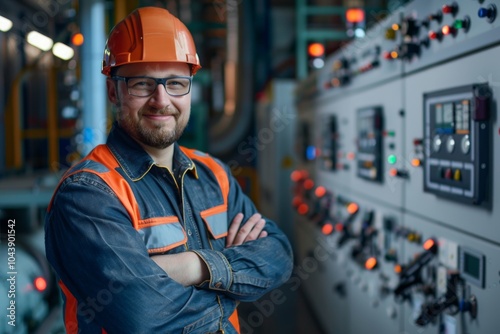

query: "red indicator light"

left=34, top=277, right=47, bottom=292
left=335, top=223, right=344, bottom=232
left=308, top=43, right=325, bottom=57
left=442, top=3, right=457, bottom=15
left=347, top=202, right=359, bottom=215
left=304, top=179, right=314, bottom=190
left=298, top=203, right=309, bottom=215
left=292, top=196, right=302, bottom=207
left=346, top=8, right=365, bottom=23
left=394, top=264, right=402, bottom=274
left=423, top=238, right=436, bottom=251
left=383, top=51, right=392, bottom=60
left=346, top=152, right=355, bottom=160
left=315, top=186, right=326, bottom=198
left=389, top=168, right=398, bottom=177
left=365, top=257, right=378, bottom=270
left=322, top=223, right=334, bottom=235
left=428, top=30, right=439, bottom=40
left=290, top=170, right=302, bottom=182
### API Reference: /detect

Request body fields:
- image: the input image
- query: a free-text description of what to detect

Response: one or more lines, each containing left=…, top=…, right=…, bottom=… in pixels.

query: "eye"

left=128, top=78, right=155, bottom=89
left=166, top=78, right=190, bottom=89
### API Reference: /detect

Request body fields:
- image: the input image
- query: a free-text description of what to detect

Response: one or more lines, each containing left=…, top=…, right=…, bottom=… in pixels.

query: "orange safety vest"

left=50, top=144, right=240, bottom=333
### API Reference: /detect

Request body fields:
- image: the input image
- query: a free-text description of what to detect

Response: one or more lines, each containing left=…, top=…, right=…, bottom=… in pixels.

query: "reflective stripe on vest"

left=50, top=144, right=239, bottom=333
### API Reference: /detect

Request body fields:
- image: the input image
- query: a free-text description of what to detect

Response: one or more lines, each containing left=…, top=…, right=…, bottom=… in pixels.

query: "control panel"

left=423, top=84, right=491, bottom=206
left=291, top=1, right=500, bottom=333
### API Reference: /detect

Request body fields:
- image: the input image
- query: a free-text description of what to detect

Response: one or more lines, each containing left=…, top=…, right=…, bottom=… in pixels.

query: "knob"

left=478, top=4, right=497, bottom=23
left=401, top=17, right=419, bottom=37
left=429, top=11, right=443, bottom=24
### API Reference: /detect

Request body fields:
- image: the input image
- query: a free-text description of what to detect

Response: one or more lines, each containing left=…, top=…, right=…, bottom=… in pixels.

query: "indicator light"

left=315, top=186, right=326, bottom=198
left=347, top=202, right=359, bottom=214
left=346, top=8, right=365, bottom=23
left=411, top=158, right=421, bottom=167
left=442, top=3, right=458, bottom=16
left=335, top=223, right=344, bottom=232
left=423, top=238, right=436, bottom=251
left=389, top=168, right=398, bottom=177
left=453, top=169, right=461, bottom=181
left=385, top=28, right=396, bottom=40
left=390, top=51, right=399, bottom=59
left=346, top=152, right=356, bottom=160
left=383, top=51, right=392, bottom=60
left=394, top=264, right=402, bottom=274
left=453, top=16, right=470, bottom=32
left=308, top=43, right=325, bottom=58
left=322, top=223, right=334, bottom=235
left=387, top=154, right=397, bottom=165
left=428, top=30, right=442, bottom=41
left=441, top=25, right=456, bottom=37
left=298, top=203, right=309, bottom=215
left=290, top=170, right=302, bottom=182
left=34, top=277, right=47, bottom=292
left=292, top=196, right=302, bottom=207
left=306, top=145, right=317, bottom=160
left=383, top=130, right=395, bottom=137
left=365, top=257, right=378, bottom=270
left=304, top=179, right=314, bottom=190
left=71, top=32, right=84, bottom=46
left=391, top=23, right=400, bottom=31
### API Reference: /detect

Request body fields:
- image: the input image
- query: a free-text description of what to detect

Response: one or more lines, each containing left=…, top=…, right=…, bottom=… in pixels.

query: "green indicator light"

left=454, top=20, right=463, bottom=29
left=388, top=154, right=397, bottom=165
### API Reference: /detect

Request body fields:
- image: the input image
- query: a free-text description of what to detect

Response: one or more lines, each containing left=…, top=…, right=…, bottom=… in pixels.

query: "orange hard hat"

left=101, top=7, right=201, bottom=76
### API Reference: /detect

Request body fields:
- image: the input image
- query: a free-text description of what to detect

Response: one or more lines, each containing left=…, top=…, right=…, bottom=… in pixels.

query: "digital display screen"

left=463, top=252, right=480, bottom=279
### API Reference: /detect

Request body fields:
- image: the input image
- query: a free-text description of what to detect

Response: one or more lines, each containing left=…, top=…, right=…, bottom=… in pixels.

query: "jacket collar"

left=106, top=122, right=197, bottom=181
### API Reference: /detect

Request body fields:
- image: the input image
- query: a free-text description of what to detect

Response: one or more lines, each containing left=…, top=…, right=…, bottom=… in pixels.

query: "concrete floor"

left=237, top=283, right=325, bottom=334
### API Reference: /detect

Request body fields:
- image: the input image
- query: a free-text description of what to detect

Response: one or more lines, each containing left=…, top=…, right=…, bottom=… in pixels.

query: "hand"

left=226, top=213, right=268, bottom=247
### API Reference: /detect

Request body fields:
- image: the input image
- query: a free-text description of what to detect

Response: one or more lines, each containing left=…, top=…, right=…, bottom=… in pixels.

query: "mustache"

left=142, top=107, right=179, bottom=116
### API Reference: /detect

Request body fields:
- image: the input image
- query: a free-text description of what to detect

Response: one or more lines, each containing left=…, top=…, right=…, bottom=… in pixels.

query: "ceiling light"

left=0, top=15, right=13, bottom=32
left=27, top=31, right=53, bottom=51
left=52, top=42, right=74, bottom=60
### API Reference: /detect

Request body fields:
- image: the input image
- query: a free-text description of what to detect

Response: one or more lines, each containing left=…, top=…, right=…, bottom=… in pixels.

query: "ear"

left=106, top=78, right=119, bottom=105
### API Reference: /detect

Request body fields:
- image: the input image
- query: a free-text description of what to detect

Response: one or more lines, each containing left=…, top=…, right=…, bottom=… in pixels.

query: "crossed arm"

left=151, top=213, right=267, bottom=286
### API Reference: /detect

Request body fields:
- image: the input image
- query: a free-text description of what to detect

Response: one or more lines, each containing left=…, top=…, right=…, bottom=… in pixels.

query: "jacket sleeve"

left=193, top=162, right=294, bottom=302
left=45, top=172, right=236, bottom=333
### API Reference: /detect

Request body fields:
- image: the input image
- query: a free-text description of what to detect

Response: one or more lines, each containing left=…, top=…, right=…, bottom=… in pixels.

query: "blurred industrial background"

left=1, top=0, right=500, bottom=333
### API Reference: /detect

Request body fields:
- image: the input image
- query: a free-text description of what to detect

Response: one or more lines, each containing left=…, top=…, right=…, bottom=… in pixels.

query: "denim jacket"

left=45, top=123, right=293, bottom=334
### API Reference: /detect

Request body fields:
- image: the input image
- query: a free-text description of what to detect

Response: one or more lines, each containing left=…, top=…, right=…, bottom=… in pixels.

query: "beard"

left=118, top=106, right=187, bottom=149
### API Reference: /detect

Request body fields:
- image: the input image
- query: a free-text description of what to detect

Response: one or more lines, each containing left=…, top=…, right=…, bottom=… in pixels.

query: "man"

left=45, top=6, right=293, bottom=334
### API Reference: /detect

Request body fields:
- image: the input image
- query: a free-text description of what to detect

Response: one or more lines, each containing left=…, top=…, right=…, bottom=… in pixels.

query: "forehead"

left=116, top=62, right=191, bottom=76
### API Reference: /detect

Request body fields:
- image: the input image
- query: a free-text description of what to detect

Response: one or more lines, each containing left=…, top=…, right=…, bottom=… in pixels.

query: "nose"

left=148, top=83, right=172, bottom=108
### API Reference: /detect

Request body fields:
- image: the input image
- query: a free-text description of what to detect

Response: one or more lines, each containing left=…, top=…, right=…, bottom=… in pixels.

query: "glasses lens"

left=165, top=77, right=191, bottom=96
left=127, top=77, right=157, bottom=97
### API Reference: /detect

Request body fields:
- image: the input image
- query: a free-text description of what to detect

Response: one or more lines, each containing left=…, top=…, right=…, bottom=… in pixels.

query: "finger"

left=258, top=230, right=268, bottom=239
left=233, top=213, right=262, bottom=246
left=243, top=219, right=266, bottom=243
left=226, top=213, right=244, bottom=247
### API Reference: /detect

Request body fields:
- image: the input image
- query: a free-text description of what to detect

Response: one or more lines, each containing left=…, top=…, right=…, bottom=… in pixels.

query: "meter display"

left=357, top=106, right=383, bottom=182
left=423, top=84, right=491, bottom=206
